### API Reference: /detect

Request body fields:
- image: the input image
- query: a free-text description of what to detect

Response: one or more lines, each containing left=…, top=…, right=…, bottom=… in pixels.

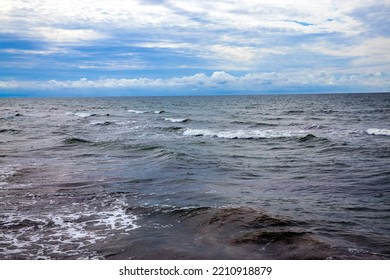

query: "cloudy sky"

left=0, top=0, right=389, bottom=96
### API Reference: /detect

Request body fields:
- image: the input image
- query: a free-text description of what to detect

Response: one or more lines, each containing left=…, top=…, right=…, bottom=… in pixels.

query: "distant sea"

left=1, top=93, right=389, bottom=259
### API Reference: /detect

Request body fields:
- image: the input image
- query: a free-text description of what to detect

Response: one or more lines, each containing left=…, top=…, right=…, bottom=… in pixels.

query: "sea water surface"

left=0, top=93, right=389, bottom=259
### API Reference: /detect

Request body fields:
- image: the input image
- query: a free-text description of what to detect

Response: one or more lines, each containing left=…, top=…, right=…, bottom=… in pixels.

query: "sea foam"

left=183, top=128, right=305, bottom=139
left=366, top=128, right=390, bottom=136
left=0, top=165, right=18, bottom=186
left=90, top=121, right=113, bottom=126
left=128, top=110, right=147, bottom=114
left=66, top=112, right=95, bottom=118
left=0, top=194, right=139, bottom=259
left=164, top=118, right=189, bottom=123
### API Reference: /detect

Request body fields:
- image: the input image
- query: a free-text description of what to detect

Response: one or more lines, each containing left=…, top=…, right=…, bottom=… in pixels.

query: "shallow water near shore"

left=1, top=93, right=389, bottom=259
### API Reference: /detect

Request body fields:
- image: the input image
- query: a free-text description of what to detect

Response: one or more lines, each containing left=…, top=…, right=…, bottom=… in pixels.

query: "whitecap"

left=128, top=110, right=147, bottom=114
left=66, top=112, right=95, bottom=118
left=0, top=165, right=19, bottom=187
left=164, top=118, right=189, bottom=123
left=366, top=128, right=390, bottom=136
left=75, top=112, right=94, bottom=118
left=183, top=128, right=305, bottom=139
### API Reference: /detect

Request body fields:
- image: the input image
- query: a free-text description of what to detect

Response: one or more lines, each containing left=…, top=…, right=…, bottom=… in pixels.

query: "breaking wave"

left=164, top=118, right=189, bottom=123
left=90, top=121, right=114, bottom=126
left=128, top=110, right=147, bottom=114
left=0, top=192, right=138, bottom=259
left=366, top=128, right=390, bottom=136
left=66, top=112, right=96, bottom=118
left=182, top=128, right=306, bottom=139
left=0, top=165, right=18, bottom=187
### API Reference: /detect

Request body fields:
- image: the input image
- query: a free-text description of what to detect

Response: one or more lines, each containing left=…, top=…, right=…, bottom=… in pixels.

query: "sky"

left=0, top=0, right=389, bottom=96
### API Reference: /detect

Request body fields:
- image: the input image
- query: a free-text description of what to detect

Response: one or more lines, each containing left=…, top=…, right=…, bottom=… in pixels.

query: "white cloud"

left=304, top=36, right=390, bottom=71
left=0, top=0, right=191, bottom=35
left=31, top=28, right=107, bottom=44
left=0, top=0, right=376, bottom=42
left=168, top=0, right=366, bottom=34
left=0, top=47, right=68, bottom=55
left=1, top=71, right=388, bottom=91
left=207, top=45, right=285, bottom=65
left=134, top=41, right=193, bottom=49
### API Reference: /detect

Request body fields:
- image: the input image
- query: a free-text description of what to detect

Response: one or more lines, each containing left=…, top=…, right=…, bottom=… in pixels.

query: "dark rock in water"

left=299, top=134, right=316, bottom=141
left=14, top=113, right=23, bottom=117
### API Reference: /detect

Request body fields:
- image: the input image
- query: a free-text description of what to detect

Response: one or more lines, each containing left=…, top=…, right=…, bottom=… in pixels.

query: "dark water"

left=1, top=93, right=389, bottom=259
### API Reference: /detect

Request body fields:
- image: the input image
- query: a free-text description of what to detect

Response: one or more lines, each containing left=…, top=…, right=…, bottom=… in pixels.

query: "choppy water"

left=1, top=93, right=389, bottom=259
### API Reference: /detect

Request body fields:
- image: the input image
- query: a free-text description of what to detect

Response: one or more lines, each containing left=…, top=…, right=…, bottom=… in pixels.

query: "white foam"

left=90, top=120, right=113, bottom=126
left=116, top=120, right=137, bottom=125
left=0, top=195, right=139, bottom=259
left=366, top=128, right=390, bottom=136
left=183, top=128, right=305, bottom=139
left=66, top=112, right=94, bottom=118
left=164, top=118, right=188, bottom=123
left=0, top=165, right=18, bottom=186
left=75, top=112, right=93, bottom=118
left=128, top=110, right=147, bottom=114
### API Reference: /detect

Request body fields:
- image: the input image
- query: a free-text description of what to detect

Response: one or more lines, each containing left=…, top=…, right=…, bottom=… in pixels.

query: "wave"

left=128, top=110, right=147, bottom=114
left=0, top=165, right=18, bottom=187
left=306, top=124, right=328, bottom=130
left=90, top=121, right=114, bottom=126
left=232, top=231, right=307, bottom=245
left=75, top=112, right=95, bottom=118
left=154, top=110, right=165, bottom=114
left=155, top=206, right=373, bottom=259
left=0, top=128, right=20, bottom=134
left=286, top=110, right=305, bottom=115
left=164, top=118, right=189, bottom=123
left=343, top=206, right=390, bottom=213
left=250, top=123, right=278, bottom=128
left=134, top=205, right=340, bottom=258
left=299, top=134, right=316, bottom=141
left=0, top=192, right=138, bottom=259
left=0, top=113, right=23, bottom=120
left=366, top=128, right=390, bottom=136
left=231, top=120, right=278, bottom=127
left=159, top=126, right=183, bottom=132
left=182, top=128, right=306, bottom=139
left=62, top=137, right=93, bottom=145
left=66, top=112, right=96, bottom=118
left=128, top=205, right=301, bottom=229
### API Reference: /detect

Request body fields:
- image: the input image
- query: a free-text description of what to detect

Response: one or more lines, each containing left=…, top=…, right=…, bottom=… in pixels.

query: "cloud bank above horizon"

left=1, top=0, right=389, bottom=95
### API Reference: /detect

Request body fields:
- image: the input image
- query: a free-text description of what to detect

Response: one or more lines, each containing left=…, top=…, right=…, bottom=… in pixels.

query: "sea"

left=0, top=93, right=389, bottom=259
